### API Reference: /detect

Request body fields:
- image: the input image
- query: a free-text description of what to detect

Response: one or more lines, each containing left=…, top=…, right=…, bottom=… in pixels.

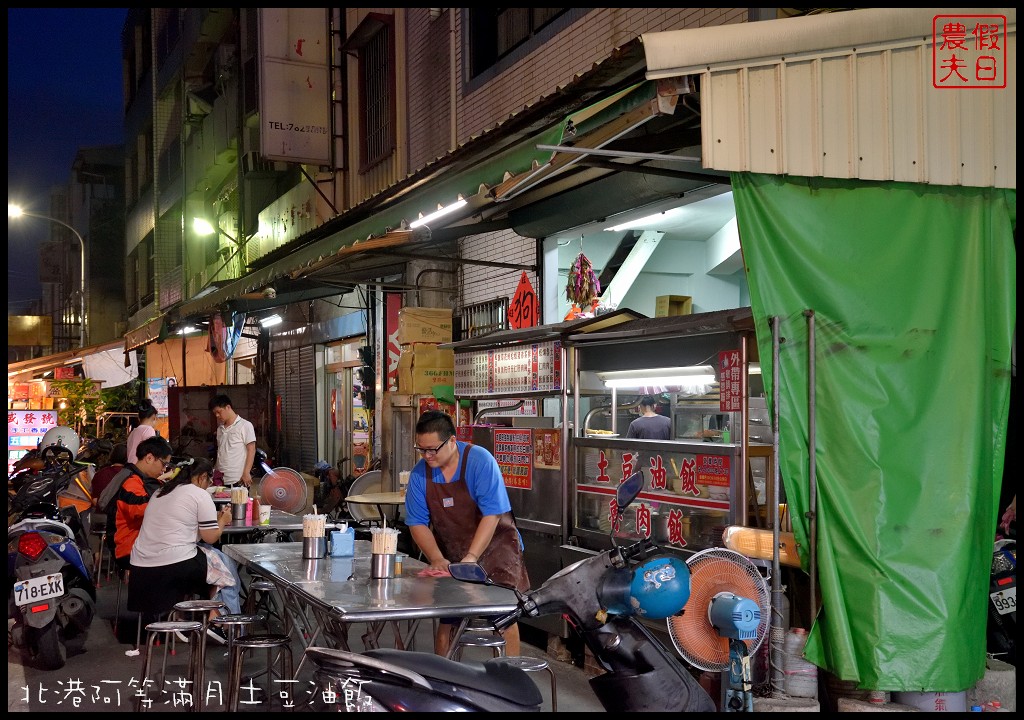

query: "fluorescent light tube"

left=409, top=197, right=467, bottom=228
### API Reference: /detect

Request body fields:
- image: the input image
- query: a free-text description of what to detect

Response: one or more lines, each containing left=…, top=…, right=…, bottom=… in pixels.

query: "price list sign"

left=454, top=341, right=561, bottom=396
left=492, top=428, right=534, bottom=490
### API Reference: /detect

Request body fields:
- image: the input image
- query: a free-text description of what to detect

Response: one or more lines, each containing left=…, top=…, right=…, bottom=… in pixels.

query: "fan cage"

left=259, top=467, right=309, bottom=514
left=666, top=547, right=770, bottom=672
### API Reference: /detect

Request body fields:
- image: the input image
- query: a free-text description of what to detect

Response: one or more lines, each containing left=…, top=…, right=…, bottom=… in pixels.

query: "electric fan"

left=259, top=466, right=309, bottom=514
left=667, top=548, right=771, bottom=711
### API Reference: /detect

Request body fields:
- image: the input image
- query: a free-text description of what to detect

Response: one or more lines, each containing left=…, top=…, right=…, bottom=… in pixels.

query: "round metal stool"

left=210, top=613, right=263, bottom=660
left=136, top=620, right=204, bottom=712
left=227, top=633, right=294, bottom=711
left=244, top=579, right=286, bottom=634
left=453, top=629, right=507, bottom=660
left=491, top=656, right=558, bottom=712
left=171, top=598, right=227, bottom=700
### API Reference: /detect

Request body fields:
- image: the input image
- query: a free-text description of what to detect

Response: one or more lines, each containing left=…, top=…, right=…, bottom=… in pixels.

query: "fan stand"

left=725, top=639, right=754, bottom=712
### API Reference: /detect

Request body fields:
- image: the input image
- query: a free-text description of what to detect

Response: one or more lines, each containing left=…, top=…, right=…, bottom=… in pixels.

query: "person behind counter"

left=404, top=410, right=531, bottom=657
left=626, top=395, right=672, bottom=440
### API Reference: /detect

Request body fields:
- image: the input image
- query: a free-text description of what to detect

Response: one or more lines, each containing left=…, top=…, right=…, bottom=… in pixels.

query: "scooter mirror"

left=616, top=470, right=645, bottom=511
left=448, top=562, right=489, bottom=584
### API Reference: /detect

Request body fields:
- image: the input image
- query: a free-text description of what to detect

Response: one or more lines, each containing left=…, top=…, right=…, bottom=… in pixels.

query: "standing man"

left=209, top=394, right=256, bottom=488
left=625, top=395, right=673, bottom=440
left=405, top=410, right=530, bottom=657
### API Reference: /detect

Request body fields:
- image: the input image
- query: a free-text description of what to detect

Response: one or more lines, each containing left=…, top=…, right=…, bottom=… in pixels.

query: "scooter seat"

left=364, top=648, right=543, bottom=707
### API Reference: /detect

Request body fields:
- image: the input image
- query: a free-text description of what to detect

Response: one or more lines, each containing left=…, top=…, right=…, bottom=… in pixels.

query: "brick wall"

left=405, top=8, right=453, bottom=170
left=459, top=229, right=537, bottom=309
left=455, top=8, right=749, bottom=145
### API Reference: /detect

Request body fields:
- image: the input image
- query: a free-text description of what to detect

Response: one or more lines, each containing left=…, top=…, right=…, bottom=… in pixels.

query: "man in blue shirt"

left=405, top=410, right=530, bottom=656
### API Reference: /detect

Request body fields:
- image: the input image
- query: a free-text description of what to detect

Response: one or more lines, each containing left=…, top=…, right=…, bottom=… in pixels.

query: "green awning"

left=177, top=80, right=662, bottom=320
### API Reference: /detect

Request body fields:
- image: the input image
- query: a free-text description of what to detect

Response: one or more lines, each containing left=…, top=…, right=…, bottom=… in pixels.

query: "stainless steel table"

left=220, top=508, right=338, bottom=541
left=223, top=540, right=519, bottom=664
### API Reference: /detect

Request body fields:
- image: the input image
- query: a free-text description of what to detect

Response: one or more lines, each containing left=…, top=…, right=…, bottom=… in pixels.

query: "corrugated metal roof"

left=642, top=8, right=1016, bottom=189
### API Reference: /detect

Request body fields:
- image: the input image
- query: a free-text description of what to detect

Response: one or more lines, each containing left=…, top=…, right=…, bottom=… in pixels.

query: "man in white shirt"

left=209, top=394, right=257, bottom=488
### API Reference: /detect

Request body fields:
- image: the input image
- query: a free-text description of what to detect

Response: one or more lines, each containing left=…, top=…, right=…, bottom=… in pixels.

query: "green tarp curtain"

left=733, top=173, right=1016, bottom=691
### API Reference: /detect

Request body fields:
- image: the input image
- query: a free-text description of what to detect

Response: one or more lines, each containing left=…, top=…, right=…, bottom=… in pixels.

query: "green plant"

left=49, top=379, right=106, bottom=435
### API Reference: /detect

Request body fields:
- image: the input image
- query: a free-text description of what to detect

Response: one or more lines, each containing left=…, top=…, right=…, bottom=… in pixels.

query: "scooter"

left=303, top=471, right=719, bottom=712
left=8, top=446, right=97, bottom=670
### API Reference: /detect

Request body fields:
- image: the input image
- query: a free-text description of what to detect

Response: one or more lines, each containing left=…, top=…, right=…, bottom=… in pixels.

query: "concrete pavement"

left=8, top=554, right=607, bottom=713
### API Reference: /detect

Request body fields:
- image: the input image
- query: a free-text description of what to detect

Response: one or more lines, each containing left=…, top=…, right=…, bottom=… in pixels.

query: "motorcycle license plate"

left=990, top=585, right=1016, bottom=615
left=14, top=573, right=64, bottom=607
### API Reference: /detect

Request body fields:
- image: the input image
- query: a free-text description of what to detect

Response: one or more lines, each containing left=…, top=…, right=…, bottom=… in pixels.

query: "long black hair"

left=157, top=457, right=215, bottom=497
left=138, top=398, right=158, bottom=421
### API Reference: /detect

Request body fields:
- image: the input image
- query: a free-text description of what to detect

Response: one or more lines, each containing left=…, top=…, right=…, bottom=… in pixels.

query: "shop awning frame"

left=175, top=41, right=655, bottom=320
left=8, top=338, right=131, bottom=382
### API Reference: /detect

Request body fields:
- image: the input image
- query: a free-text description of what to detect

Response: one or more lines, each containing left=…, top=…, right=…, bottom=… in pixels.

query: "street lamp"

left=9, top=203, right=87, bottom=349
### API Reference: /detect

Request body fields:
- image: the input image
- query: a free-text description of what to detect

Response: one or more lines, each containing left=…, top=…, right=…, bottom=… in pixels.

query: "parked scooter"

left=8, top=429, right=97, bottom=670
left=303, top=471, right=719, bottom=712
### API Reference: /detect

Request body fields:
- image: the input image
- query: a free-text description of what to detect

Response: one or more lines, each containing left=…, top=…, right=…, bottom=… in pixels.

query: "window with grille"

left=352, top=13, right=395, bottom=171
left=468, top=8, right=571, bottom=80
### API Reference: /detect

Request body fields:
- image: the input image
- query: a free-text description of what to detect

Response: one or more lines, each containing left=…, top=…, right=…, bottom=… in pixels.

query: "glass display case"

left=573, top=437, right=739, bottom=551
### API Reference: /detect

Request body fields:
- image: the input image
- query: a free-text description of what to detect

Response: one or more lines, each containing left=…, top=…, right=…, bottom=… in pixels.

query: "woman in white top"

left=126, top=398, right=161, bottom=464
left=128, top=457, right=232, bottom=617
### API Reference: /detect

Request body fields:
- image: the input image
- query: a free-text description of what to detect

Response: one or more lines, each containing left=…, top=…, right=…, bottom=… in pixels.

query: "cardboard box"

left=397, top=343, right=455, bottom=395
left=654, top=295, right=693, bottom=317
left=397, top=307, right=453, bottom=344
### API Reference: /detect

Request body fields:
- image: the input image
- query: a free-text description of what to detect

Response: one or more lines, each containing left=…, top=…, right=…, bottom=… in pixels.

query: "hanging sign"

left=54, top=367, right=75, bottom=379
left=719, top=350, right=742, bottom=412
left=492, top=428, right=533, bottom=490
left=509, top=271, right=539, bottom=329
left=454, top=341, right=561, bottom=396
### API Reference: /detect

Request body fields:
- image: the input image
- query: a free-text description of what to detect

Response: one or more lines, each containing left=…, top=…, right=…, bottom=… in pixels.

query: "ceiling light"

left=409, top=196, right=467, bottom=228
left=598, top=365, right=716, bottom=389
left=259, top=314, right=283, bottom=327
left=604, top=206, right=687, bottom=232
left=177, top=325, right=199, bottom=335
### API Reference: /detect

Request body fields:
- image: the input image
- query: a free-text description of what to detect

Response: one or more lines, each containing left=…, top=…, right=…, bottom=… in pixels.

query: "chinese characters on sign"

left=492, top=428, right=533, bottom=490
left=453, top=341, right=561, bottom=395
left=719, top=349, right=742, bottom=412
left=8, top=409, right=58, bottom=475
left=509, top=271, right=539, bottom=330
left=933, top=14, right=1007, bottom=88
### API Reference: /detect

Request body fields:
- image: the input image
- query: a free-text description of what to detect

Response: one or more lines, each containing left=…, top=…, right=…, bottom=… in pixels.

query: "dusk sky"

left=7, top=8, right=127, bottom=310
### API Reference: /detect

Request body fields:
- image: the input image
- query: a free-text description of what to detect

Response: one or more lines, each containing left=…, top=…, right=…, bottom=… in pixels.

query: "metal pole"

left=804, top=309, right=818, bottom=616
left=769, top=316, right=786, bottom=695
left=16, top=210, right=86, bottom=348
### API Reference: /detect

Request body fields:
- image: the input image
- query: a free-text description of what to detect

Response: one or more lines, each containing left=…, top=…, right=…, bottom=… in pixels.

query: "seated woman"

left=128, top=457, right=233, bottom=628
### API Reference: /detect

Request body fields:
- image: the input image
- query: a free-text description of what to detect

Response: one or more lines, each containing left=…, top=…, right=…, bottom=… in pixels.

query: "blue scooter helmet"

left=628, top=556, right=692, bottom=619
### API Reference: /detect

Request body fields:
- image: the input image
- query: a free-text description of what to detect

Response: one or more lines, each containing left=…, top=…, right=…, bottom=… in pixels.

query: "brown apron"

left=425, top=443, right=531, bottom=593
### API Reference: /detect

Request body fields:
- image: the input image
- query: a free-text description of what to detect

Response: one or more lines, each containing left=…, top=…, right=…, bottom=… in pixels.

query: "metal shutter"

left=272, top=345, right=318, bottom=473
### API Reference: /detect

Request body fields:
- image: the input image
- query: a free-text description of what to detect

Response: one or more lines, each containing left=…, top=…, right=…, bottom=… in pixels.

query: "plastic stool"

left=492, top=656, right=558, bottom=712
left=453, top=629, right=507, bottom=660
left=171, top=598, right=227, bottom=700
left=226, top=633, right=294, bottom=711
left=136, top=620, right=204, bottom=712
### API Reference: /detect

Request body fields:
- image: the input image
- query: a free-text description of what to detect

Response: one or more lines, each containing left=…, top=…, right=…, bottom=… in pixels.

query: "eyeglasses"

left=413, top=438, right=450, bottom=456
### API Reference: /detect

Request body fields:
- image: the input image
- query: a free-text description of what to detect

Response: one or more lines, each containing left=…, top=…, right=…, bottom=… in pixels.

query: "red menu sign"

left=492, top=428, right=533, bottom=490
left=719, top=349, right=742, bottom=412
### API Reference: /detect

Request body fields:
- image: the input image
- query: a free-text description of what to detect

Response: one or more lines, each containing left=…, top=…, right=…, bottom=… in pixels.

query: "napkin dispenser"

left=331, top=524, right=355, bottom=557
